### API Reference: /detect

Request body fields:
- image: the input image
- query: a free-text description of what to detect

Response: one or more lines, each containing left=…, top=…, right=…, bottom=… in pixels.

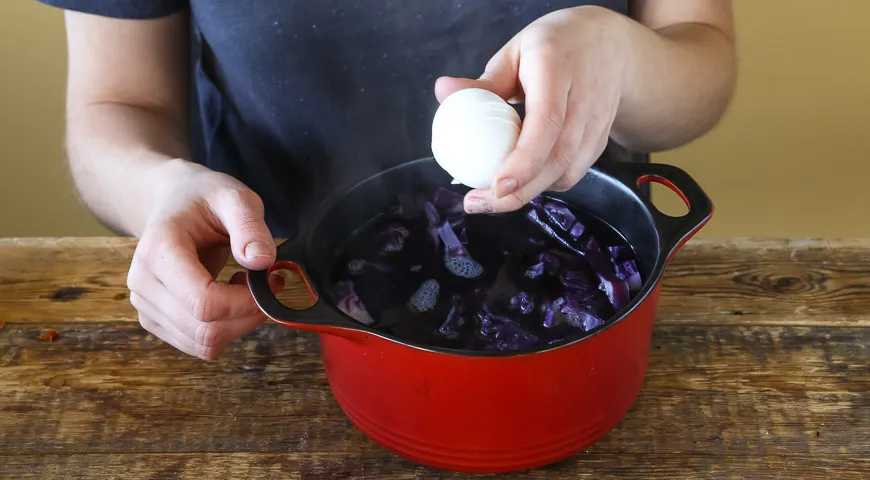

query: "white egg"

left=431, top=88, right=522, bottom=189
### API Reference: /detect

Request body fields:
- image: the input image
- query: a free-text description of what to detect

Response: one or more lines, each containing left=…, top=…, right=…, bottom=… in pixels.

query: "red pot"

left=248, top=157, right=712, bottom=474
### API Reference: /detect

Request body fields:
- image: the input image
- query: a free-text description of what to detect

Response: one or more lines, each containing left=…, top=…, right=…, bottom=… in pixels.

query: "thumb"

left=209, top=187, right=276, bottom=270
left=434, top=43, right=520, bottom=103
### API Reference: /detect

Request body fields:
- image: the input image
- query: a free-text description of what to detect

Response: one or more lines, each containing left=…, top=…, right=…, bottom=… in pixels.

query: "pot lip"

left=286, top=156, right=682, bottom=358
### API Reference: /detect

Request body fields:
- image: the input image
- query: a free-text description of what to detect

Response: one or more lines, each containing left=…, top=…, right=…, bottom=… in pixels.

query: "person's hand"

left=435, top=6, right=631, bottom=214
left=127, top=160, right=283, bottom=360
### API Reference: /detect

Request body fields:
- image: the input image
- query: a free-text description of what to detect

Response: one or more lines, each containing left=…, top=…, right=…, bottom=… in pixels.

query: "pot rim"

left=249, top=156, right=713, bottom=357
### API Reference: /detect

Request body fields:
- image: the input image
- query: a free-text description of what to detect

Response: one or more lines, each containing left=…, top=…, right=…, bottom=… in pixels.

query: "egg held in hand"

left=431, top=88, right=522, bottom=189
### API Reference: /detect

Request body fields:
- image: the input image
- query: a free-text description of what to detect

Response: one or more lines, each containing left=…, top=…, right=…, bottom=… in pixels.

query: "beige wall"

left=1, top=1, right=868, bottom=238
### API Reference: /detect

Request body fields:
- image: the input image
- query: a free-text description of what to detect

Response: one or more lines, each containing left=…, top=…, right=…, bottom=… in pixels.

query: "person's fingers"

left=130, top=278, right=266, bottom=360
left=131, top=291, right=201, bottom=358
left=549, top=87, right=619, bottom=192
left=463, top=160, right=564, bottom=214
left=206, top=186, right=276, bottom=271
left=489, top=55, right=571, bottom=199
left=434, top=42, right=520, bottom=103
left=539, top=91, right=588, bottom=192
left=137, top=226, right=262, bottom=324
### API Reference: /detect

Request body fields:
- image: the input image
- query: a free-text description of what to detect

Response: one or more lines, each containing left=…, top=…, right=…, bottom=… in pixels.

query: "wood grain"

left=2, top=237, right=869, bottom=326
left=1, top=452, right=868, bottom=480
left=1, top=323, right=867, bottom=458
left=1, top=237, right=869, bottom=479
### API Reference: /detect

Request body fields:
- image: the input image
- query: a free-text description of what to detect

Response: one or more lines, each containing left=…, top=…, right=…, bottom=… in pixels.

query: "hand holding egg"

left=432, top=7, right=629, bottom=215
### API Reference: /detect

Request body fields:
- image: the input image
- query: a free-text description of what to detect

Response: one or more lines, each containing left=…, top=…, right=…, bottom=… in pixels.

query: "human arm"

left=612, top=0, right=736, bottom=152
left=435, top=1, right=736, bottom=213
left=57, top=8, right=279, bottom=359
left=63, top=9, right=192, bottom=235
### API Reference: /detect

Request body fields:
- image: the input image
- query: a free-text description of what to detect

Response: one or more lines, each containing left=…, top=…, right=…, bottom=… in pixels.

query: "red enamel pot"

left=248, top=157, right=712, bottom=474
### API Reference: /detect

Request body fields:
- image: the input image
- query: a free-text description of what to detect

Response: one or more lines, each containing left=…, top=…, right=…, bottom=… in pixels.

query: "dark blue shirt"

left=38, top=0, right=643, bottom=237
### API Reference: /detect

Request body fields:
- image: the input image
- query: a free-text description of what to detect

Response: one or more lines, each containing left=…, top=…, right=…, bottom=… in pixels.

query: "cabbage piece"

left=569, top=222, right=585, bottom=240
left=528, top=237, right=547, bottom=247
left=347, top=259, right=393, bottom=275
left=331, top=280, right=375, bottom=325
left=559, top=268, right=593, bottom=291
left=597, top=275, right=630, bottom=311
left=397, top=192, right=424, bottom=219
left=438, top=294, right=465, bottom=336
left=424, top=201, right=441, bottom=249
left=608, top=245, right=631, bottom=262
left=433, top=187, right=465, bottom=215
left=538, top=251, right=562, bottom=275
left=437, top=220, right=484, bottom=278
left=580, top=236, right=631, bottom=310
left=379, top=224, right=410, bottom=254
left=543, top=201, right=577, bottom=232
left=559, top=293, right=603, bottom=331
left=477, top=309, right=539, bottom=352
left=408, top=279, right=440, bottom=312
left=540, top=300, right=557, bottom=328
left=614, top=259, right=642, bottom=291
left=448, top=215, right=466, bottom=229
left=526, top=209, right=584, bottom=256
left=509, top=291, right=535, bottom=315
left=525, top=262, right=546, bottom=279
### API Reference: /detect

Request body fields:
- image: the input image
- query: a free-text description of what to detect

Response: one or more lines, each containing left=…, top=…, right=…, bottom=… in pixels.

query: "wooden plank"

left=2, top=323, right=867, bottom=458
left=2, top=237, right=870, bottom=327
left=1, top=452, right=867, bottom=480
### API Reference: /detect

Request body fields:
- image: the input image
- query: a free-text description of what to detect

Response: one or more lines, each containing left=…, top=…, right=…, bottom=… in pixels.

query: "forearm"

left=611, top=15, right=737, bottom=152
left=65, top=102, right=191, bottom=236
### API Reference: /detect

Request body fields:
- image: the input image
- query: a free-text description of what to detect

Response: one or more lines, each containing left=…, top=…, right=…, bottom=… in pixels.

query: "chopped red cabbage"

left=538, top=251, right=562, bottom=275
left=397, top=192, right=424, bottom=219
left=614, top=259, right=642, bottom=291
left=437, top=220, right=484, bottom=278
left=526, top=209, right=585, bottom=256
left=525, top=262, right=546, bottom=279
left=540, top=300, right=557, bottom=328
left=329, top=187, right=643, bottom=352
left=509, top=291, right=535, bottom=315
left=608, top=245, right=631, bottom=262
left=559, top=269, right=593, bottom=291
left=560, top=293, right=604, bottom=331
left=379, top=224, right=410, bottom=254
left=433, top=187, right=465, bottom=215
left=347, top=259, right=393, bottom=275
left=331, top=280, right=375, bottom=325
left=577, top=236, right=632, bottom=311
left=424, top=201, right=441, bottom=249
left=438, top=295, right=466, bottom=336
left=543, top=201, right=577, bottom=232
left=408, top=279, right=440, bottom=312
left=569, top=222, right=585, bottom=240
left=477, top=309, right=539, bottom=352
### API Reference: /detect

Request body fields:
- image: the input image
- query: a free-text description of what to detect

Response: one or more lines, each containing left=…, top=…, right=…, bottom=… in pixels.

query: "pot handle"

left=605, top=162, right=714, bottom=260
left=247, top=238, right=369, bottom=339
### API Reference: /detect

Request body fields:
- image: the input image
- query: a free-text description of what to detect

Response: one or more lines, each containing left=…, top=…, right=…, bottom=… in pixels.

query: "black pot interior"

left=300, top=158, right=662, bottom=305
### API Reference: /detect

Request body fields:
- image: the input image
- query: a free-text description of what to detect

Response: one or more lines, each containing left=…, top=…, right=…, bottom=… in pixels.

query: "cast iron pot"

left=247, top=157, right=712, bottom=474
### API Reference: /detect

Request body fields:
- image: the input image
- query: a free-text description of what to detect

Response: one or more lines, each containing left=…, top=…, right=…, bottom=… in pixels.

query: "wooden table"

left=1, top=237, right=868, bottom=479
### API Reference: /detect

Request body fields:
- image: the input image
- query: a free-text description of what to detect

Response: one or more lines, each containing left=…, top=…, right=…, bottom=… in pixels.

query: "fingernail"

left=496, top=178, right=518, bottom=198
left=244, top=241, right=272, bottom=259
left=464, top=197, right=493, bottom=214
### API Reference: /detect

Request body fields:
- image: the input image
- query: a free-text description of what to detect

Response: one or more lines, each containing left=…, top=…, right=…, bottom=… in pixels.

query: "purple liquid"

left=328, top=186, right=643, bottom=352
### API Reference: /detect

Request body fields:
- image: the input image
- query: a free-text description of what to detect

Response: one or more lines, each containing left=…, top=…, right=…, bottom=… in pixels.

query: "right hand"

left=127, top=160, right=282, bottom=360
